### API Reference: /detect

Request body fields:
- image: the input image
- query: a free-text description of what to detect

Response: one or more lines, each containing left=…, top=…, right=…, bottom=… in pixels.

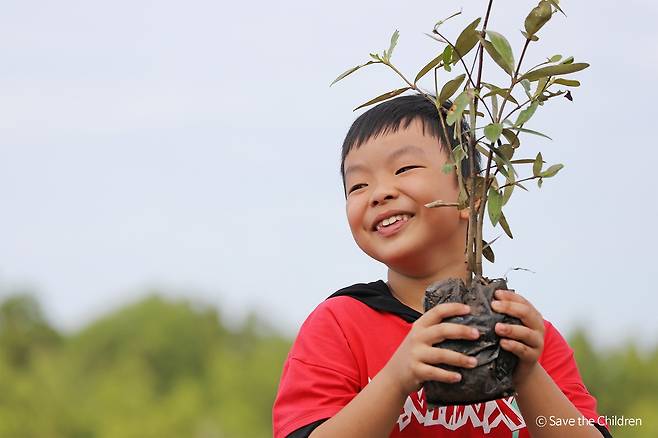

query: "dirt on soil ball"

left=423, top=277, right=522, bottom=407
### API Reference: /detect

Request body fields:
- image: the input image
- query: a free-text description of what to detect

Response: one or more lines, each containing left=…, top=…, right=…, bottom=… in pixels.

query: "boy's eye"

left=395, top=165, right=422, bottom=175
left=348, top=183, right=367, bottom=194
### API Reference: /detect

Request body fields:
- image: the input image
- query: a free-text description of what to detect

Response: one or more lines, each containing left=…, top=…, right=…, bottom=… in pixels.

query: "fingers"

left=422, top=322, right=480, bottom=345
left=498, top=338, right=538, bottom=362
left=495, top=322, right=543, bottom=349
left=491, top=291, right=543, bottom=330
left=493, top=289, right=528, bottom=304
left=419, top=345, right=478, bottom=370
left=417, top=302, right=471, bottom=328
left=414, top=363, right=464, bottom=384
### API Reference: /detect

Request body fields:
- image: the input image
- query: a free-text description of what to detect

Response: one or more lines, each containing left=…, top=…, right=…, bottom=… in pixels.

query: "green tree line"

left=0, top=292, right=654, bottom=437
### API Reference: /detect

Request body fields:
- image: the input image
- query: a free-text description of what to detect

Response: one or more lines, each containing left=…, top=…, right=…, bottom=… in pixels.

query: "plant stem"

left=469, top=0, right=494, bottom=281
left=497, top=37, right=531, bottom=121
left=498, top=174, right=542, bottom=189
left=433, top=30, right=494, bottom=121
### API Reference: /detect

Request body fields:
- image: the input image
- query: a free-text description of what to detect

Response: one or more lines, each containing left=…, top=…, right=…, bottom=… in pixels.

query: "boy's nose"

left=370, top=187, right=398, bottom=207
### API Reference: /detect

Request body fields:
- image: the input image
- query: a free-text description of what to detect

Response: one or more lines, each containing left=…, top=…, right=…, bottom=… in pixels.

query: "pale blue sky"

left=1, top=0, right=656, bottom=348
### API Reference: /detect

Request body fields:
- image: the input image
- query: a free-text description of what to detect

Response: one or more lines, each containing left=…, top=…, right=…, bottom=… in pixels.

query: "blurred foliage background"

left=0, top=291, right=654, bottom=438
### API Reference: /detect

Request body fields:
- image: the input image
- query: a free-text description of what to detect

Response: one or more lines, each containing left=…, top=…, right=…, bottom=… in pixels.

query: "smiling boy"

left=272, top=94, right=611, bottom=437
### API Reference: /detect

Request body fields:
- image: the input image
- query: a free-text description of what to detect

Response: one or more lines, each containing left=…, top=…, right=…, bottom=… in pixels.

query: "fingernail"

left=453, top=374, right=462, bottom=382
left=471, top=328, right=480, bottom=337
left=468, top=357, right=477, bottom=366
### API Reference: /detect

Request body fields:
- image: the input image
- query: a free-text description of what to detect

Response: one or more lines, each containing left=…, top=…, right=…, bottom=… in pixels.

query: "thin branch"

left=498, top=174, right=541, bottom=190
left=472, top=0, right=494, bottom=279
left=425, top=200, right=459, bottom=208
left=433, top=30, right=494, bottom=121
left=497, top=37, right=531, bottom=121
left=502, top=77, right=552, bottom=122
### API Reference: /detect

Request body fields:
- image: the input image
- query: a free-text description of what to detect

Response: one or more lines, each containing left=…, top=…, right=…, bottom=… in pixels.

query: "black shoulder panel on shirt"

left=326, top=279, right=422, bottom=323
left=594, top=423, right=613, bottom=437
left=286, top=418, right=327, bottom=438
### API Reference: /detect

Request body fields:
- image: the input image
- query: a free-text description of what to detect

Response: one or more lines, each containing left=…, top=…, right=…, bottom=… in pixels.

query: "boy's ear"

left=458, top=199, right=481, bottom=220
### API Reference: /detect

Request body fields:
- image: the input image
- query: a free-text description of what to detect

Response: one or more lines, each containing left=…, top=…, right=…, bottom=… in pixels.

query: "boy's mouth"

left=373, top=213, right=413, bottom=236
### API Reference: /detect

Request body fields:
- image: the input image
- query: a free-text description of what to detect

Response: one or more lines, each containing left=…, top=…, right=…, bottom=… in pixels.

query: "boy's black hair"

left=340, top=93, right=482, bottom=194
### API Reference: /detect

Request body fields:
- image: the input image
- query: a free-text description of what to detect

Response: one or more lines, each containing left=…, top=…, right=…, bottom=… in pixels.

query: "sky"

left=1, top=0, right=656, bottom=348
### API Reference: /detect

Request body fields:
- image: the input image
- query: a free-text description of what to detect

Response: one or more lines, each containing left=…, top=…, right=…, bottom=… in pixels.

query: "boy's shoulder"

left=320, top=279, right=421, bottom=323
left=301, top=280, right=393, bottom=331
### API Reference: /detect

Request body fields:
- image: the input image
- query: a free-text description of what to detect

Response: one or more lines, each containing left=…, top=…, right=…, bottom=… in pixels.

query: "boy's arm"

left=309, top=364, right=407, bottom=437
left=492, top=290, right=609, bottom=438
left=308, top=302, right=479, bottom=437
left=515, top=363, right=609, bottom=437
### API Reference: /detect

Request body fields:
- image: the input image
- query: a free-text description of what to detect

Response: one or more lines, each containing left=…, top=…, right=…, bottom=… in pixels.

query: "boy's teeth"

left=377, top=214, right=410, bottom=229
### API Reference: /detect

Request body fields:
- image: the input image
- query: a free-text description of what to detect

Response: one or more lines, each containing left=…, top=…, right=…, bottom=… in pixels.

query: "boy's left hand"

left=491, top=289, right=545, bottom=387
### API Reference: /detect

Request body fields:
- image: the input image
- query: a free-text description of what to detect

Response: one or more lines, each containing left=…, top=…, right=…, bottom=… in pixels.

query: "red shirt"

left=273, top=283, right=605, bottom=437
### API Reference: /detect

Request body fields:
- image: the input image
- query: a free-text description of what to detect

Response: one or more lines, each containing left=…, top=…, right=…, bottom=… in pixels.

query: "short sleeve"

left=539, top=320, right=608, bottom=430
left=272, top=299, right=361, bottom=438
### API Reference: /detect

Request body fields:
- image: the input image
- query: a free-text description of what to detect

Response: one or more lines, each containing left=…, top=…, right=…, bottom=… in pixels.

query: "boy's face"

left=343, top=118, right=469, bottom=276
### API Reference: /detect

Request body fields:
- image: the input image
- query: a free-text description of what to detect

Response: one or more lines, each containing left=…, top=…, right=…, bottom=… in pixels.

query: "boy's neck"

left=386, top=261, right=470, bottom=314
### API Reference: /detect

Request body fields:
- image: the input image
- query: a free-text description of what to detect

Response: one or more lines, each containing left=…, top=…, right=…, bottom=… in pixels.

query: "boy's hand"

left=492, top=289, right=545, bottom=387
left=382, top=303, right=480, bottom=398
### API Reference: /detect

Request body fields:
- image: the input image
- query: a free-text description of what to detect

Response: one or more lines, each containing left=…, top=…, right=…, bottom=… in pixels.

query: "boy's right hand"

left=382, top=303, right=480, bottom=398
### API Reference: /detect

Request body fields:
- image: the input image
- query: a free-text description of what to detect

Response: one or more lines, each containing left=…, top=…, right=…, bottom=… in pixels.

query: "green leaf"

left=442, top=45, right=453, bottom=71
left=514, top=126, right=553, bottom=140
left=384, top=30, right=400, bottom=62
left=494, top=157, right=509, bottom=178
left=415, top=53, right=444, bottom=84
left=548, top=0, right=566, bottom=16
left=439, top=73, right=466, bottom=104
left=499, top=212, right=514, bottom=238
left=453, top=18, right=481, bottom=63
left=510, top=158, right=537, bottom=164
left=486, top=31, right=515, bottom=74
left=502, top=129, right=520, bottom=148
left=434, top=10, right=463, bottom=28
left=482, top=241, right=495, bottom=263
left=533, top=152, right=543, bottom=176
left=553, top=78, right=580, bottom=87
left=446, top=90, right=471, bottom=126
left=354, top=87, right=410, bottom=111
left=539, top=163, right=564, bottom=178
left=330, top=61, right=378, bottom=86
left=476, top=144, right=518, bottom=177
left=452, top=144, right=466, bottom=164
left=488, top=187, right=503, bottom=226
left=502, top=170, right=515, bottom=205
left=535, top=77, right=549, bottom=98
left=515, top=181, right=529, bottom=191
left=520, top=79, right=532, bottom=99
left=515, top=101, right=539, bottom=126
left=490, top=92, right=499, bottom=117
left=519, top=63, right=590, bottom=82
left=484, top=123, right=503, bottom=143
left=483, top=40, right=514, bottom=76
left=521, top=30, right=539, bottom=42
left=499, top=144, right=514, bottom=160
left=482, top=84, right=519, bottom=105
left=549, top=54, right=562, bottom=63
left=560, top=56, right=574, bottom=64
left=525, top=0, right=552, bottom=36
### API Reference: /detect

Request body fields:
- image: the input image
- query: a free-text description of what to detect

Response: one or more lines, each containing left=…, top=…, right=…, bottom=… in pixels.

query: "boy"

left=272, top=94, right=611, bottom=437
